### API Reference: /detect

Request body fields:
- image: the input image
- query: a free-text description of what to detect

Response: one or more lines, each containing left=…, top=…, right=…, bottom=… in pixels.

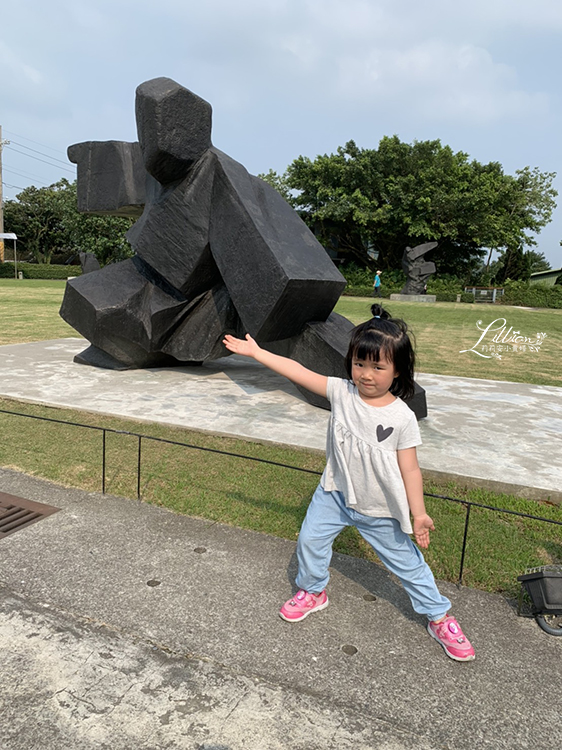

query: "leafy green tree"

left=526, top=250, right=551, bottom=274
left=494, top=247, right=532, bottom=283
left=277, top=137, right=557, bottom=278
left=4, top=179, right=133, bottom=265
left=4, top=184, right=64, bottom=264
left=57, top=181, right=134, bottom=266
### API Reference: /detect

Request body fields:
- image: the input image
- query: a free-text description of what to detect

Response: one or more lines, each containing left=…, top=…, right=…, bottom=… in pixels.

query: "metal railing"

left=1, top=407, right=561, bottom=585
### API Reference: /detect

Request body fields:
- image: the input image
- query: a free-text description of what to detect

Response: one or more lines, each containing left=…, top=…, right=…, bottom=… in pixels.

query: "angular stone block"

left=67, top=141, right=146, bottom=218
left=279, top=313, right=355, bottom=409
left=407, top=382, right=427, bottom=420
left=73, top=344, right=143, bottom=370
left=209, top=149, right=346, bottom=341
left=60, top=256, right=189, bottom=367
left=126, top=150, right=220, bottom=298
left=135, top=77, right=212, bottom=184
left=161, top=284, right=241, bottom=362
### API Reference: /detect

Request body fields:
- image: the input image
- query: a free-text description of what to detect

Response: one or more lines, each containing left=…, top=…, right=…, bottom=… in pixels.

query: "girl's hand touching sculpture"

left=222, top=333, right=328, bottom=398
left=223, top=333, right=260, bottom=359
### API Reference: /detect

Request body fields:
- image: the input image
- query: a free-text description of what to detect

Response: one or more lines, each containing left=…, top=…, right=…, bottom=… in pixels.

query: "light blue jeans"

left=295, top=484, right=451, bottom=620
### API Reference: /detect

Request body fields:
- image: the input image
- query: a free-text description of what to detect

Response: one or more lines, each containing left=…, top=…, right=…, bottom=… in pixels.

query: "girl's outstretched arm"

left=223, top=334, right=328, bottom=398
left=397, top=446, right=435, bottom=549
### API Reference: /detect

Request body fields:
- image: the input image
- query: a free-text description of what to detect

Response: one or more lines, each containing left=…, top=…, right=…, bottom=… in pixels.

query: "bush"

left=426, top=275, right=464, bottom=295
left=342, top=284, right=374, bottom=297
left=339, top=262, right=373, bottom=288
left=498, top=280, right=562, bottom=309
left=460, top=292, right=475, bottom=303
left=435, top=291, right=458, bottom=302
left=0, top=262, right=82, bottom=279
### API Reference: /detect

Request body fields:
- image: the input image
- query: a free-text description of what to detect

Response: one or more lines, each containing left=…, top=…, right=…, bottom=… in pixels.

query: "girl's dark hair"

left=344, top=304, right=416, bottom=400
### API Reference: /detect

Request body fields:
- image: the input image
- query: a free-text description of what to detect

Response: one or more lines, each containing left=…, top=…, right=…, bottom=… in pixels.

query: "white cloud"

left=0, top=42, right=44, bottom=90
left=0, top=41, right=67, bottom=118
left=457, top=0, right=562, bottom=31
left=333, top=40, right=550, bottom=124
left=64, top=1, right=109, bottom=32
left=144, top=1, right=553, bottom=128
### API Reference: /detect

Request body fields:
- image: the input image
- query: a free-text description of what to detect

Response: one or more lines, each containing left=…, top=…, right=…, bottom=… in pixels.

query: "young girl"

left=223, top=304, right=475, bottom=662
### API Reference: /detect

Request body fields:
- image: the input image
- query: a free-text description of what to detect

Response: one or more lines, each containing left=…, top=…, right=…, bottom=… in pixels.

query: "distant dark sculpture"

left=78, top=252, right=101, bottom=274
left=61, top=77, right=427, bottom=418
left=401, top=242, right=437, bottom=295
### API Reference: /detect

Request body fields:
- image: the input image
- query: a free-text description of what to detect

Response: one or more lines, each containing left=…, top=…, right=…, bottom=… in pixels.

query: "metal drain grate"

left=0, top=492, right=60, bottom=540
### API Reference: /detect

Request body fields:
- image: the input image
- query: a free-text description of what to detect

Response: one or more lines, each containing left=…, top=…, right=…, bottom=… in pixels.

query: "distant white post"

left=0, top=233, right=18, bottom=278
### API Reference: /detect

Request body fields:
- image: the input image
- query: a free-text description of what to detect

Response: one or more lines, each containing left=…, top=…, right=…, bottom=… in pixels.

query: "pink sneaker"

left=428, top=616, right=475, bottom=661
left=279, top=590, right=329, bottom=622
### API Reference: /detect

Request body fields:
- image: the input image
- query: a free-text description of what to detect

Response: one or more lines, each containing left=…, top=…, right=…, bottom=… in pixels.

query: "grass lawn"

left=0, top=279, right=76, bottom=344
left=0, top=279, right=561, bottom=597
left=336, top=296, right=562, bottom=387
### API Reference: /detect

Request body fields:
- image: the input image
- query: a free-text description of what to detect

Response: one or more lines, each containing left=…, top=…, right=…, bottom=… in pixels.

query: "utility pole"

left=0, top=125, right=9, bottom=262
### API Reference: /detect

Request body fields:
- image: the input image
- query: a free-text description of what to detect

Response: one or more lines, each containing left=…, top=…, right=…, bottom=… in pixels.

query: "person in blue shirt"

left=372, top=270, right=382, bottom=297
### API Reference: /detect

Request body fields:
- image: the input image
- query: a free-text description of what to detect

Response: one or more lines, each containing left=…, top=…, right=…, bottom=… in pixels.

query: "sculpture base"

left=390, top=294, right=436, bottom=303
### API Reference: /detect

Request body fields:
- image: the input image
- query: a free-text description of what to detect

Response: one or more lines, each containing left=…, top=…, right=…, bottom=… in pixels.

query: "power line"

left=3, top=181, right=26, bottom=191
left=4, top=145, right=75, bottom=174
left=3, top=166, right=50, bottom=184
left=2, top=129, right=68, bottom=157
left=8, top=140, right=72, bottom=167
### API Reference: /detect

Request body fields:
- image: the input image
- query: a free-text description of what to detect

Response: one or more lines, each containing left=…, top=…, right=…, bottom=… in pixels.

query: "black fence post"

left=102, top=429, right=106, bottom=495
left=458, top=503, right=471, bottom=585
left=137, top=435, right=142, bottom=500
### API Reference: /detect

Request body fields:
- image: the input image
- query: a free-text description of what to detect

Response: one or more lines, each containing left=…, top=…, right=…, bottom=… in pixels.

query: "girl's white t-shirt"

left=320, top=377, right=422, bottom=534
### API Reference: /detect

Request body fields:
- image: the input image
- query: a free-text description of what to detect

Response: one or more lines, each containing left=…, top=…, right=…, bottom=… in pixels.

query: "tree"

left=494, top=247, right=532, bottom=283
left=526, top=250, right=551, bottom=274
left=4, top=179, right=133, bottom=265
left=4, top=184, right=65, bottom=264
left=275, top=137, right=557, bottom=278
left=58, top=181, right=134, bottom=266
left=491, top=246, right=555, bottom=284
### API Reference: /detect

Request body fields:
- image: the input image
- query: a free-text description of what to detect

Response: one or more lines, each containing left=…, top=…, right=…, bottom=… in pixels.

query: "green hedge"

left=426, top=276, right=463, bottom=295
left=435, top=291, right=457, bottom=302
left=342, top=284, right=374, bottom=297
left=498, top=280, right=562, bottom=309
left=339, top=265, right=562, bottom=307
left=0, top=263, right=82, bottom=279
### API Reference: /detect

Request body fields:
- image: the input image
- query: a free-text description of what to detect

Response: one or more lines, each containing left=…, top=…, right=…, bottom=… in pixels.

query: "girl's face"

left=351, top=353, right=398, bottom=402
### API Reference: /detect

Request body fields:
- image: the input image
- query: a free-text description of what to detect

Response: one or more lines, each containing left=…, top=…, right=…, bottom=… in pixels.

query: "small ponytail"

left=370, top=304, right=391, bottom=320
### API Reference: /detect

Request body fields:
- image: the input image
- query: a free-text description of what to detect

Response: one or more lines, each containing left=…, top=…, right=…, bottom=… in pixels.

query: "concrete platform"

left=0, top=338, right=560, bottom=501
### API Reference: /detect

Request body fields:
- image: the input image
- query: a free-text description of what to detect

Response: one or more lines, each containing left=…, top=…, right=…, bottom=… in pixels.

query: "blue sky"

left=2, top=0, right=562, bottom=268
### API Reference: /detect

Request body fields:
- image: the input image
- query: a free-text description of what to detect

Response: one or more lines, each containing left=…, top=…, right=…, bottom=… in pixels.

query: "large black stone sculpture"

left=61, top=77, right=427, bottom=418
left=401, top=242, right=437, bottom=295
